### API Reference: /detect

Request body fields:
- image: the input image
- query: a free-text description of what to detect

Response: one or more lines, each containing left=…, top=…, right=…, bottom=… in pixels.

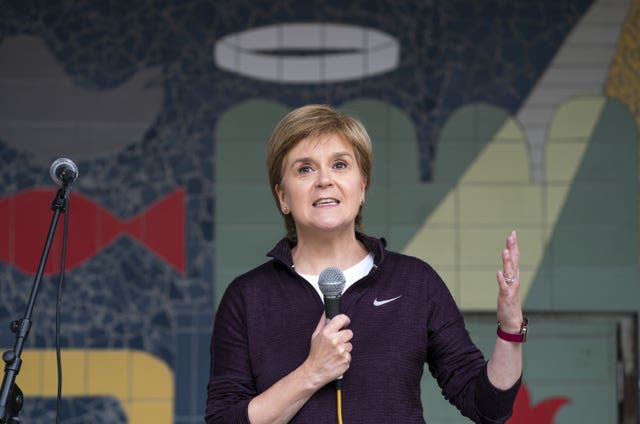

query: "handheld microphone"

left=318, top=267, right=346, bottom=321
left=318, top=267, right=346, bottom=389
left=49, top=158, right=79, bottom=186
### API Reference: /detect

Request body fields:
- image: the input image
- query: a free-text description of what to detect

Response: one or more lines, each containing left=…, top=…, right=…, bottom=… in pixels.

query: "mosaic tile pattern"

left=21, top=397, right=127, bottom=423
left=606, top=0, right=640, bottom=127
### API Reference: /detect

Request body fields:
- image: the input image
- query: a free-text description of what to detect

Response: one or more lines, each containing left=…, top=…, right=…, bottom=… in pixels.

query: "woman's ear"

left=275, top=184, right=288, bottom=212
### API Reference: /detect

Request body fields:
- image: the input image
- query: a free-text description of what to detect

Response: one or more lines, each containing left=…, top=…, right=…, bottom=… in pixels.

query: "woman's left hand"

left=496, top=230, right=523, bottom=333
left=487, top=230, right=524, bottom=390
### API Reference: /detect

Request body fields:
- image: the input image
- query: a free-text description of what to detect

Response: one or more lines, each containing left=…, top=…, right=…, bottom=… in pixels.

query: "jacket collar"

left=267, top=232, right=387, bottom=269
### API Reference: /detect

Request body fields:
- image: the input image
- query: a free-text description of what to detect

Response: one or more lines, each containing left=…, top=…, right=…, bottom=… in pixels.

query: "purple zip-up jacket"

left=206, top=233, right=520, bottom=423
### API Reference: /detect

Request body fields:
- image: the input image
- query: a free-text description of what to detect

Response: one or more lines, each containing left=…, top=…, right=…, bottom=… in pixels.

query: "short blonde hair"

left=266, top=104, right=373, bottom=242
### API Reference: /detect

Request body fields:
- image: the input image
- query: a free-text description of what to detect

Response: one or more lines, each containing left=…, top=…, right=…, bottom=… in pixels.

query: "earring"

left=282, top=206, right=289, bottom=214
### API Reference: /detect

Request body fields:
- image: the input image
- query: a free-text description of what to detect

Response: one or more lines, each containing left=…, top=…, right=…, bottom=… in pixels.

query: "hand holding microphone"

left=308, top=267, right=351, bottom=389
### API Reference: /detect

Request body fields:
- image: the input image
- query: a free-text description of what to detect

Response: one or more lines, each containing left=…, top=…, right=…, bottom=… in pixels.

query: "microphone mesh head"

left=49, top=157, right=79, bottom=185
left=318, top=267, right=346, bottom=298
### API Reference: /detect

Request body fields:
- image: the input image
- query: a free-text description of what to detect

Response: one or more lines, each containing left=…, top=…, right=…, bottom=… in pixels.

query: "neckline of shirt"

left=297, top=252, right=375, bottom=301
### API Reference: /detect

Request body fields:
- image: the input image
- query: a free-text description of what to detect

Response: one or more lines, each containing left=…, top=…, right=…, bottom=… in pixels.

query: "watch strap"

left=497, top=317, right=528, bottom=343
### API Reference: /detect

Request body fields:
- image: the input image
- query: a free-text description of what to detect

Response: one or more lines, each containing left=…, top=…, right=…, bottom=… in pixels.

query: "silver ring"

left=504, top=275, right=516, bottom=285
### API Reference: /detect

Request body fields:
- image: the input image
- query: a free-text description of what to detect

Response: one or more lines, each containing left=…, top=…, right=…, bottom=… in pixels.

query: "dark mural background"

left=3, top=0, right=638, bottom=423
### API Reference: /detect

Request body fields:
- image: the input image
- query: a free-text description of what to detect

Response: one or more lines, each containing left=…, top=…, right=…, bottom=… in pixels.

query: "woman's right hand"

left=246, top=313, right=353, bottom=424
left=303, top=313, right=353, bottom=389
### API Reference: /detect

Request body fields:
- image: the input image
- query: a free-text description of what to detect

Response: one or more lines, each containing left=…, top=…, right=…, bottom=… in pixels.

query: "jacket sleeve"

left=473, top=365, right=521, bottom=424
left=205, top=281, right=255, bottom=424
left=425, top=271, right=520, bottom=424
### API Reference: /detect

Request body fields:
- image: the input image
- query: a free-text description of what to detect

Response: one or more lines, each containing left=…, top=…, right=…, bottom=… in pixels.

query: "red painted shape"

left=508, top=383, right=570, bottom=424
left=0, top=188, right=185, bottom=275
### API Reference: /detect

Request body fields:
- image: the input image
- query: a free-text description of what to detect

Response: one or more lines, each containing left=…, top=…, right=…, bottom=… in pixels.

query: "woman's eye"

left=334, top=161, right=347, bottom=169
left=298, top=165, right=313, bottom=174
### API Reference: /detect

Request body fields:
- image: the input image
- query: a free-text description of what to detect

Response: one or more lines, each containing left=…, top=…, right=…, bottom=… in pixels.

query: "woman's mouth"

left=313, top=198, right=340, bottom=207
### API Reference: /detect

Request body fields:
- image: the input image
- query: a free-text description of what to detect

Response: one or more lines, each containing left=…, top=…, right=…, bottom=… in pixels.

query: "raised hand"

left=496, top=230, right=523, bottom=333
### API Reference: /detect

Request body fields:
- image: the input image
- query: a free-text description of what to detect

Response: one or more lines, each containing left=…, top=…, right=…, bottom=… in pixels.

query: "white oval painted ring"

left=214, top=23, right=400, bottom=84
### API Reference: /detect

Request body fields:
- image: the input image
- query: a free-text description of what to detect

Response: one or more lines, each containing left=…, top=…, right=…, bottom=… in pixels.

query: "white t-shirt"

left=297, top=252, right=375, bottom=301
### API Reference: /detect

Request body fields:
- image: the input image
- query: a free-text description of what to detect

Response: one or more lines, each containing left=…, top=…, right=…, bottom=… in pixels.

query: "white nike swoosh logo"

left=373, top=295, right=402, bottom=306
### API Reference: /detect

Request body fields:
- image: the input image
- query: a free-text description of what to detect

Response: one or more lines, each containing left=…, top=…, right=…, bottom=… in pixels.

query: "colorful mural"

left=0, top=0, right=638, bottom=423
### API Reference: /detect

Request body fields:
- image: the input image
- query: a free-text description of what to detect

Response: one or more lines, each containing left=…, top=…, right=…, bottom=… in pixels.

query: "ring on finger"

left=504, top=275, right=516, bottom=285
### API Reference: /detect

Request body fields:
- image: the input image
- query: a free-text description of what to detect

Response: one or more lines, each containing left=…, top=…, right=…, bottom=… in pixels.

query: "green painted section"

left=435, top=104, right=512, bottom=182
left=214, top=99, right=289, bottom=307
left=339, top=98, right=422, bottom=251
left=525, top=97, right=639, bottom=311
left=421, top=315, right=618, bottom=423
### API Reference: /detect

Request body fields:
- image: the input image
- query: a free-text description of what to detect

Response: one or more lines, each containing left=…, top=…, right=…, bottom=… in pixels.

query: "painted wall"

left=0, top=0, right=638, bottom=423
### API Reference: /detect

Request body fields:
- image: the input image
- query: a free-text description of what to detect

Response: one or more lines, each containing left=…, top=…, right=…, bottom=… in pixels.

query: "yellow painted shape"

left=606, top=0, right=640, bottom=129
left=87, top=351, right=129, bottom=396
left=460, top=143, right=529, bottom=182
left=423, top=191, right=456, bottom=226
left=17, top=349, right=174, bottom=423
left=418, top=227, right=457, bottom=268
left=547, top=96, right=608, bottom=141
left=458, top=185, right=543, bottom=227
left=545, top=97, right=603, bottom=225
left=404, top=98, right=604, bottom=309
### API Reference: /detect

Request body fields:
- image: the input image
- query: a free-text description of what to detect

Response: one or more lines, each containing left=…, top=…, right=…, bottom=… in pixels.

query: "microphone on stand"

left=49, top=158, right=79, bottom=186
left=0, top=157, right=79, bottom=424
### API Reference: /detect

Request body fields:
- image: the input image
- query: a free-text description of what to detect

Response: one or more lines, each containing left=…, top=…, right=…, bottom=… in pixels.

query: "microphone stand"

left=0, top=183, right=71, bottom=423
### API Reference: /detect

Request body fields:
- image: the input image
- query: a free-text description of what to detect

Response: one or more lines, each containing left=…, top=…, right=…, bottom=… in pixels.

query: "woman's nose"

left=316, top=167, right=333, bottom=187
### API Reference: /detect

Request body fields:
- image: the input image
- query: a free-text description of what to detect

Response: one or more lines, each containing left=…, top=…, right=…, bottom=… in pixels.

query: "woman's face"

left=276, top=133, right=366, bottom=239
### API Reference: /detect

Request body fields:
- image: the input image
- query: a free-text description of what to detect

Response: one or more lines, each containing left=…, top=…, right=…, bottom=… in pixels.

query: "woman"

left=206, top=104, right=524, bottom=423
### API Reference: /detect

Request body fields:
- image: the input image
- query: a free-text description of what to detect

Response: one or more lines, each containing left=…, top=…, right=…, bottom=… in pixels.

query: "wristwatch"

left=496, top=317, right=528, bottom=343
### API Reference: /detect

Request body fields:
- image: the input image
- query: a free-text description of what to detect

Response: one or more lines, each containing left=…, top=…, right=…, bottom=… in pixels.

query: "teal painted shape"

left=525, top=97, right=639, bottom=310
left=434, top=103, right=513, bottom=183
left=338, top=98, right=422, bottom=251
left=421, top=315, right=618, bottom=423
left=214, top=99, right=289, bottom=307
